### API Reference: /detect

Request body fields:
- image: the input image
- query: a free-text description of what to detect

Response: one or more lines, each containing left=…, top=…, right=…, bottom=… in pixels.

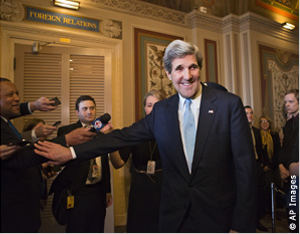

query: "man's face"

left=284, top=93, right=299, bottom=116
left=166, top=54, right=201, bottom=99
left=76, top=100, right=96, bottom=124
left=245, top=107, right=254, bottom=124
left=0, top=81, right=20, bottom=119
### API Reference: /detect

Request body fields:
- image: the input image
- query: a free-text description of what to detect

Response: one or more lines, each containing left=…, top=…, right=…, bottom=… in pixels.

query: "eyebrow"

left=174, top=63, right=198, bottom=70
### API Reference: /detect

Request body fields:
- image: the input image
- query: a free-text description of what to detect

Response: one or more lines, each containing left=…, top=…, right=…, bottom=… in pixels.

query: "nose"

left=183, top=68, right=191, bottom=80
left=14, top=93, right=20, bottom=102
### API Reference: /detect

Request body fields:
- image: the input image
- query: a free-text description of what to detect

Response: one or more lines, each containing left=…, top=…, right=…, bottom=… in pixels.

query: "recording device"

left=52, top=121, right=61, bottom=127
left=90, top=113, right=111, bottom=132
left=50, top=97, right=61, bottom=106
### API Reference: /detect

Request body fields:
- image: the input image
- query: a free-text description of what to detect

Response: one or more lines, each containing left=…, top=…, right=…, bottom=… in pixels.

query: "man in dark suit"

left=279, top=89, right=299, bottom=232
left=279, top=89, right=299, bottom=183
left=50, top=95, right=113, bottom=232
left=244, top=105, right=269, bottom=232
left=0, top=78, right=96, bottom=232
left=35, top=40, right=256, bottom=232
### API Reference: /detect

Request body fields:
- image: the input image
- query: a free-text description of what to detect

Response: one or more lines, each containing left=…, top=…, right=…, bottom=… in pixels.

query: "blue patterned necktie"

left=8, top=120, right=22, bottom=140
left=183, top=99, right=196, bottom=171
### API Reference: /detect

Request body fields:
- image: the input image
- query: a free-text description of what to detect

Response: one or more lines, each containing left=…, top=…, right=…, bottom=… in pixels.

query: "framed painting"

left=134, top=28, right=183, bottom=120
left=259, top=44, right=299, bottom=131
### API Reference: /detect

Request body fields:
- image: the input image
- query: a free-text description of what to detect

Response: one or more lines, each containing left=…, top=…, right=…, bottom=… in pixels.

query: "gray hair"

left=163, top=40, right=203, bottom=74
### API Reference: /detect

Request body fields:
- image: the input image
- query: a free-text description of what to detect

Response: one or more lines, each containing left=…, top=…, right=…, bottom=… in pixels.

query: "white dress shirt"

left=178, top=93, right=202, bottom=173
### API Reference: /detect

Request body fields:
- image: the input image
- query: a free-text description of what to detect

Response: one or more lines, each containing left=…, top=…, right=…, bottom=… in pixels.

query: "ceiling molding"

left=187, top=10, right=298, bottom=44
left=85, top=0, right=187, bottom=26
left=2, top=0, right=298, bottom=44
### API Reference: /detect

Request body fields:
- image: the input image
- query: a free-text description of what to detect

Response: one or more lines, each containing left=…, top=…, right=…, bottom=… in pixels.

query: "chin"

left=182, top=90, right=198, bottom=99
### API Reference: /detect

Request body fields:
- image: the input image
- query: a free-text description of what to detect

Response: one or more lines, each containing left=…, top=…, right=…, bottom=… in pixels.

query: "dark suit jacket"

left=73, top=85, right=257, bottom=232
left=279, top=114, right=299, bottom=168
left=0, top=103, right=66, bottom=232
left=50, top=121, right=111, bottom=199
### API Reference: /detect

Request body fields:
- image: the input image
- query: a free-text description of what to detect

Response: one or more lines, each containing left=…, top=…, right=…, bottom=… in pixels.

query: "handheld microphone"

left=91, top=113, right=111, bottom=132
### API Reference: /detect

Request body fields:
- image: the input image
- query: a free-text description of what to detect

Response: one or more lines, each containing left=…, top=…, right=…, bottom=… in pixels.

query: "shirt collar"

left=81, top=122, right=93, bottom=128
left=178, top=86, right=202, bottom=110
left=1, top=116, right=8, bottom=123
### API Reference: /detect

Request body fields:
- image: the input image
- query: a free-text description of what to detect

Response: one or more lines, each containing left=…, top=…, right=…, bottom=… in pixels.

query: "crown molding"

left=187, top=10, right=298, bottom=44
left=187, top=10, right=223, bottom=32
left=2, top=0, right=298, bottom=44
left=239, top=12, right=298, bottom=44
left=85, top=0, right=187, bottom=26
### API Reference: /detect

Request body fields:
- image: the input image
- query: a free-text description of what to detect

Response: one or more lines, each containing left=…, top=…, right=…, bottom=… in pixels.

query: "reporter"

left=0, top=78, right=95, bottom=232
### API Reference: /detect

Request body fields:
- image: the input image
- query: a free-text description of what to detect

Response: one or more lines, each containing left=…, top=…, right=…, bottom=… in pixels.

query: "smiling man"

left=35, top=40, right=256, bottom=232
left=0, top=78, right=96, bottom=232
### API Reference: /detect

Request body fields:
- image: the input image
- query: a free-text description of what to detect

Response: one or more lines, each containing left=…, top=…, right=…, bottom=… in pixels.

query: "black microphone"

left=90, top=113, right=111, bottom=132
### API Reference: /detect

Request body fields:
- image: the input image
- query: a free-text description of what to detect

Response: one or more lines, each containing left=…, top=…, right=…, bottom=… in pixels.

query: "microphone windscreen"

left=99, top=113, right=111, bottom=124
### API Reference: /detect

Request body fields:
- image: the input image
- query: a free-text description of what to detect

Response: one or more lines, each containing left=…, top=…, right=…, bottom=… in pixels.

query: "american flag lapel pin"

left=208, top=110, right=214, bottom=114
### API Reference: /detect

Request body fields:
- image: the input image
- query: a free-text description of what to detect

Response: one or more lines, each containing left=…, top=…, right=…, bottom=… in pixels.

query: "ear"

left=76, top=110, right=79, bottom=117
left=166, top=71, right=172, bottom=80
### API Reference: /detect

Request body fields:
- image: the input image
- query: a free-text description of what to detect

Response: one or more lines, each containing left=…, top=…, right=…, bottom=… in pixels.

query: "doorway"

left=14, top=43, right=114, bottom=232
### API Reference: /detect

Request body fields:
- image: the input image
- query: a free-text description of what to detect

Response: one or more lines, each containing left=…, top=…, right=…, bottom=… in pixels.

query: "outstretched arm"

left=34, top=141, right=73, bottom=165
left=0, top=145, right=19, bottom=160
left=29, top=97, right=56, bottom=112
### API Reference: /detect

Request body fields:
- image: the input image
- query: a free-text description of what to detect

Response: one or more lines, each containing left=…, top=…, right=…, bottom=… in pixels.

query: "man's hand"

left=279, top=163, right=290, bottom=182
left=34, top=122, right=58, bottom=138
left=106, top=193, right=113, bottom=208
left=101, top=122, right=113, bottom=134
left=30, top=97, right=56, bottom=112
left=34, top=141, right=73, bottom=165
left=65, top=127, right=96, bottom=146
left=0, top=145, right=19, bottom=160
left=289, top=162, right=299, bottom=176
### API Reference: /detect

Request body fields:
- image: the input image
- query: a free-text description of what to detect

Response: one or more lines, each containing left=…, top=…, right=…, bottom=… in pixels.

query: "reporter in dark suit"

left=35, top=40, right=256, bottom=232
left=50, top=95, right=113, bottom=233
left=0, top=78, right=95, bottom=232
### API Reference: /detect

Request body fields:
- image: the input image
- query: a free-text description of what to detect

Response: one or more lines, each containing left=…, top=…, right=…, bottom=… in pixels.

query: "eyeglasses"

left=260, top=120, right=269, bottom=123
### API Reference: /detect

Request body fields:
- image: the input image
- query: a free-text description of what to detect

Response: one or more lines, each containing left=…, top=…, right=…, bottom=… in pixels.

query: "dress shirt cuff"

left=31, top=130, right=38, bottom=142
left=70, top=147, right=77, bottom=159
left=27, top=103, right=33, bottom=113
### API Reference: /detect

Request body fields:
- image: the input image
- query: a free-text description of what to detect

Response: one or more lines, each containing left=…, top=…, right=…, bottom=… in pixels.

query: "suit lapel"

left=75, top=120, right=83, bottom=128
left=191, top=86, right=217, bottom=176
